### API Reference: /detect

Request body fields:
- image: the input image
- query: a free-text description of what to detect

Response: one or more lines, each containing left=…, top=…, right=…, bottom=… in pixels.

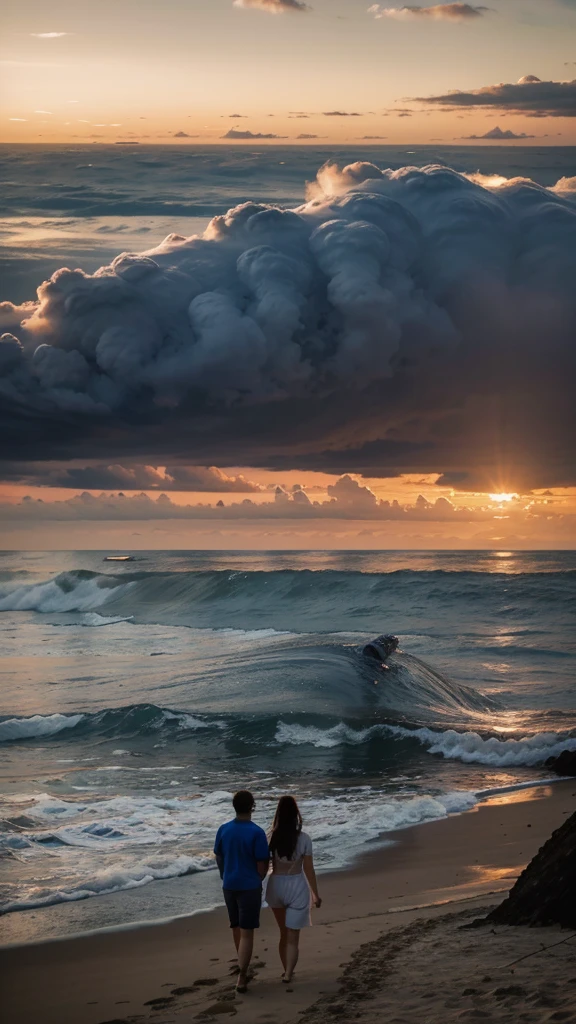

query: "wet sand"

left=1, top=780, right=574, bottom=1024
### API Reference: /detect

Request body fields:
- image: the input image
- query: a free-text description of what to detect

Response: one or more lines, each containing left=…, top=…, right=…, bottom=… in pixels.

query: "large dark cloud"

left=1, top=162, right=576, bottom=491
left=417, top=77, right=576, bottom=117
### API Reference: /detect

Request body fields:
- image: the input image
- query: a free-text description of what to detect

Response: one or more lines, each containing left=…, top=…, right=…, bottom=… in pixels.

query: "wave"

left=276, top=720, right=576, bottom=767
left=0, top=786, right=479, bottom=914
left=0, top=713, right=85, bottom=742
left=0, top=567, right=573, bottom=634
left=0, top=705, right=220, bottom=744
left=2, top=772, right=564, bottom=916
left=0, top=854, right=210, bottom=915
left=0, top=643, right=500, bottom=745
left=3, top=698, right=574, bottom=771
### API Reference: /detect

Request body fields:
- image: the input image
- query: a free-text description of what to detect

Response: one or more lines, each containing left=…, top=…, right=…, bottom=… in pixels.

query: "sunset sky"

left=2, top=0, right=576, bottom=145
left=1, top=1, right=575, bottom=549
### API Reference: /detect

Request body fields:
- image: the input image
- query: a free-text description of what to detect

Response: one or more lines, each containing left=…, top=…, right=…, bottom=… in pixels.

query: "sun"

left=489, top=492, right=518, bottom=503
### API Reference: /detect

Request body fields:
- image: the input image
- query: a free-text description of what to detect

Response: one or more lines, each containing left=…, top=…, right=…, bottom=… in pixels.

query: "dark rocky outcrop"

left=487, top=809, right=576, bottom=928
left=544, top=750, right=576, bottom=776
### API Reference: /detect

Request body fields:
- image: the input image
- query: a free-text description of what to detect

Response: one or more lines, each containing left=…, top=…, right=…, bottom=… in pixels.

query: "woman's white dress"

left=265, top=832, right=313, bottom=929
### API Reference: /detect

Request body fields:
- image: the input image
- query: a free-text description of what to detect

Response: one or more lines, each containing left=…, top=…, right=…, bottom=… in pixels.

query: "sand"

left=1, top=781, right=575, bottom=1024
left=301, top=907, right=576, bottom=1024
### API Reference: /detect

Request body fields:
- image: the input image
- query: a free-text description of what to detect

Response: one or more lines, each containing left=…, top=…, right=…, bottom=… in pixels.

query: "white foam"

left=401, top=726, right=576, bottom=767
left=82, top=613, right=134, bottom=627
left=275, top=720, right=576, bottom=767
left=0, top=577, right=129, bottom=614
left=0, top=713, right=84, bottom=743
left=162, top=710, right=223, bottom=731
left=1, top=854, right=211, bottom=914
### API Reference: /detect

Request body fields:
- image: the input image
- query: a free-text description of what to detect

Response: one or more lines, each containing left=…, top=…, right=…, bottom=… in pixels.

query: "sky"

left=1, top=1, right=575, bottom=549
left=1, top=0, right=576, bottom=144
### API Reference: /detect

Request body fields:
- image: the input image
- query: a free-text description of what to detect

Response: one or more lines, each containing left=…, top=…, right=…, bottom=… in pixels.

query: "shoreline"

left=2, top=780, right=574, bottom=1024
left=0, top=774, right=568, bottom=949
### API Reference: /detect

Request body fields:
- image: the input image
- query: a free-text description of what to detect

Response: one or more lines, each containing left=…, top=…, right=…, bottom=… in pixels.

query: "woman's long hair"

left=269, top=795, right=303, bottom=860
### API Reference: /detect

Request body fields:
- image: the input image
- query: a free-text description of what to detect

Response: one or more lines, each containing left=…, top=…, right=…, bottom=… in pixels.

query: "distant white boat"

left=103, top=555, right=135, bottom=562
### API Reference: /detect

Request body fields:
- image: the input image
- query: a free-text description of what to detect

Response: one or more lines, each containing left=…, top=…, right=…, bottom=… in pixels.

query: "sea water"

left=0, top=549, right=575, bottom=935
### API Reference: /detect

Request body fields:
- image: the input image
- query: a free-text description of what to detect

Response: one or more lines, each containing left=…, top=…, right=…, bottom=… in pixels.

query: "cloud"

left=360, top=135, right=388, bottom=139
left=297, top=133, right=321, bottom=139
left=228, top=114, right=247, bottom=118
left=0, top=483, right=570, bottom=533
left=322, top=111, right=363, bottom=116
left=417, top=77, right=576, bottom=117
left=232, top=0, right=309, bottom=12
left=461, top=126, right=535, bottom=139
left=1, top=462, right=264, bottom=492
left=30, top=31, right=72, bottom=37
left=222, top=129, right=286, bottom=139
left=1, top=161, right=576, bottom=492
left=368, top=3, right=489, bottom=20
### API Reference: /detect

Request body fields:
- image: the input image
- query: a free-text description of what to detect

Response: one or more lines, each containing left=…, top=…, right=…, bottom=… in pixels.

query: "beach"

left=2, top=780, right=574, bottom=1024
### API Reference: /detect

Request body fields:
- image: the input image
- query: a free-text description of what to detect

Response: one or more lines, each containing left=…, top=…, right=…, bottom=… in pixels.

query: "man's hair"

left=233, top=790, right=255, bottom=814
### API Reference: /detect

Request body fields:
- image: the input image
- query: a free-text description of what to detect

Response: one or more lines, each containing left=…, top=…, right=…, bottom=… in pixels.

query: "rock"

left=487, top=810, right=576, bottom=928
left=544, top=750, right=576, bottom=776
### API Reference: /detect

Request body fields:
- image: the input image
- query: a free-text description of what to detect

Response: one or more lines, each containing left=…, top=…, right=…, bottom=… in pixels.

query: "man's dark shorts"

left=223, top=886, right=262, bottom=930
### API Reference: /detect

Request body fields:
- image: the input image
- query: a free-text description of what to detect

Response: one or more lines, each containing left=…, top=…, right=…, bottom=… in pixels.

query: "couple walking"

left=214, top=790, right=322, bottom=993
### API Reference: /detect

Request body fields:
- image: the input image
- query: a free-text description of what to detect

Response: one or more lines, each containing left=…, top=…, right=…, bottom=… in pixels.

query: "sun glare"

left=489, top=493, right=517, bottom=503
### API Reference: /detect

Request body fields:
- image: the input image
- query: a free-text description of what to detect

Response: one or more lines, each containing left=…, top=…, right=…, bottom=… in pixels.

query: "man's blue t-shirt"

left=214, top=819, right=269, bottom=890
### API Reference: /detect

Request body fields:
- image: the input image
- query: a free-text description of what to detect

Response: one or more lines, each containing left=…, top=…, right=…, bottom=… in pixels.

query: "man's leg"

left=235, top=887, right=262, bottom=991
left=223, top=891, right=242, bottom=966
left=236, top=928, right=254, bottom=983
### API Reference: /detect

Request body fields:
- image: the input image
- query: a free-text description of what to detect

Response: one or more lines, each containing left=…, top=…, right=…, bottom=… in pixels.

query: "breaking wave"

left=0, top=567, right=573, bottom=633
left=0, top=786, right=483, bottom=914
left=0, top=854, right=212, bottom=915
left=0, top=705, right=220, bottom=744
left=275, top=720, right=576, bottom=767
left=2, top=700, right=574, bottom=770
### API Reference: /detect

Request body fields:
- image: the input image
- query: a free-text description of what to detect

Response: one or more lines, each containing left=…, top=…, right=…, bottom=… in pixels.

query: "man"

left=214, top=790, right=269, bottom=993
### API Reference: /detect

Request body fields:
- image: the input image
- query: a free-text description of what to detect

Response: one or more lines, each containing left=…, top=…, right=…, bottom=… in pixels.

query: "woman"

left=266, top=795, right=322, bottom=983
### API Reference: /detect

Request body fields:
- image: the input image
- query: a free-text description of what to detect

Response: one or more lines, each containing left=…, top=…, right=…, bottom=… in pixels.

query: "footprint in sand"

left=171, top=980, right=219, bottom=994
left=195, top=1002, right=237, bottom=1018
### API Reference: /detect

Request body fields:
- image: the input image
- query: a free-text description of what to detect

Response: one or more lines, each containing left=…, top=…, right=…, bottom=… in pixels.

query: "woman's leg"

left=271, top=907, right=288, bottom=972
left=284, top=928, right=300, bottom=982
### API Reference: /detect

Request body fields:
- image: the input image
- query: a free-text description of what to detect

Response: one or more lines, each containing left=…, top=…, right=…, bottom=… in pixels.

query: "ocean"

left=1, top=549, right=575, bottom=941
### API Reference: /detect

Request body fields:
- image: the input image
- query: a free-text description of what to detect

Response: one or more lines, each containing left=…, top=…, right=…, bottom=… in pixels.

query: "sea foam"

left=275, top=720, right=576, bottom=767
